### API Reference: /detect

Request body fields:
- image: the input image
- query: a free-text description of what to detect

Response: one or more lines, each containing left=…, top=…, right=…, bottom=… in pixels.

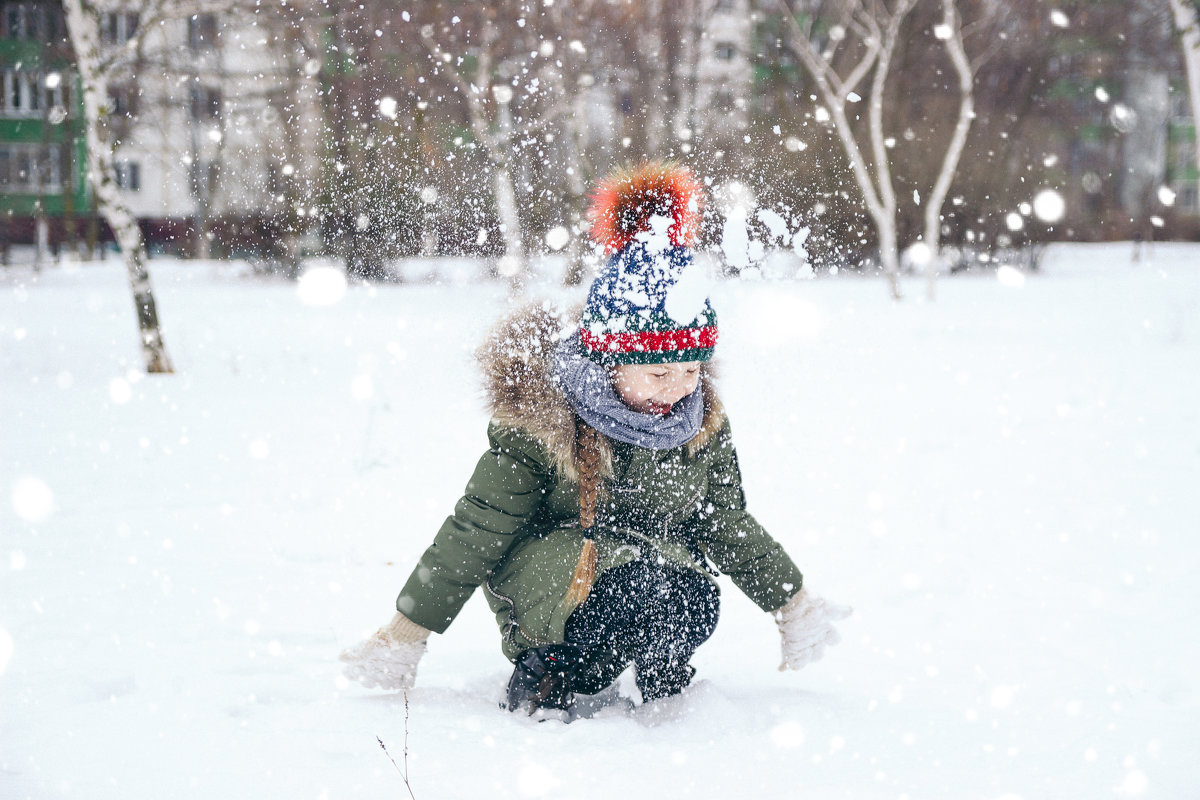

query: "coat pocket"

left=484, top=526, right=648, bottom=656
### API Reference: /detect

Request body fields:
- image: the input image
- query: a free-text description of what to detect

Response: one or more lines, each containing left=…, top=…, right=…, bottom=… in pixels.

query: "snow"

left=720, top=211, right=751, bottom=271
left=544, top=226, right=570, bottom=252
left=10, top=476, right=54, bottom=524
left=995, top=265, right=1026, bottom=288
left=755, top=208, right=790, bottom=244
left=3, top=243, right=1199, bottom=799
left=662, top=261, right=713, bottom=326
left=1032, top=189, right=1066, bottom=223
left=296, top=266, right=349, bottom=307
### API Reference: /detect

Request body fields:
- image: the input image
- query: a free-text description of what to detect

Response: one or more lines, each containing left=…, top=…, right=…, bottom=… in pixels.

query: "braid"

left=564, top=418, right=601, bottom=607
left=576, top=418, right=601, bottom=529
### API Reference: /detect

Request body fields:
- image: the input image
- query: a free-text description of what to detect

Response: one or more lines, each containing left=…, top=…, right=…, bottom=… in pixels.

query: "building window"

left=3, top=70, right=26, bottom=114
left=714, top=43, right=737, bottom=61
left=1178, top=139, right=1196, bottom=175
left=1, top=69, right=61, bottom=117
left=2, top=70, right=25, bottom=113
left=189, top=84, right=221, bottom=119
left=46, top=75, right=63, bottom=109
left=188, top=13, right=217, bottom=50
left=2, top=2, right=23, bottom=37
left=0, top=143, right=63, bottom=191
left=2, top=1, right=61, bottom=40
left=1169, top=92, right=1190, bottom=123
left=114, top=160, right=141, bottom=192
left=100, top=11, right=139, bottom=44
left=1179, top=184, right=1199, bottom=212
left=109, top=84, right=139, bottom=117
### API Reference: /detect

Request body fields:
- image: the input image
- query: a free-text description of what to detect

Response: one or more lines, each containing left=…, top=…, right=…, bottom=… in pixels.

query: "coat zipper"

left=483, top=574, right=550, bottom=648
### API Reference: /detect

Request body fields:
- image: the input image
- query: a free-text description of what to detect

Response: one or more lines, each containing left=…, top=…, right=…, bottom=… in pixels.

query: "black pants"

left=563, top=559, right=720, bottom=699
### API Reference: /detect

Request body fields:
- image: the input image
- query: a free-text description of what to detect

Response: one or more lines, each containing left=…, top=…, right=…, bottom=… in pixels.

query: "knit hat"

left=580, top=161, right=717, bottom=365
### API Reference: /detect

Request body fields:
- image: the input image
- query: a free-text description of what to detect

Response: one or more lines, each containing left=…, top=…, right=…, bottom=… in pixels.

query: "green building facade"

left=1, top=1, right=88, bottom=240
left=1167, top=88, right=1199, bottom=214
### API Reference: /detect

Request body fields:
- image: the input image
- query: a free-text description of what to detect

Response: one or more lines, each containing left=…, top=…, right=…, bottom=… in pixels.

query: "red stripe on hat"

left=580, top=325, right=719, bottom=354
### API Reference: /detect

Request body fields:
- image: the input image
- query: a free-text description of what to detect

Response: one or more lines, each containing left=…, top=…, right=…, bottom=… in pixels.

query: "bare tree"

left=771, top=0, right=999, bottom=298
left=405, top=1, right=596, bottom=292
left=417, top=18, right=526, bottom=289
left=257, top=10, right=325, bottom=278
left=920, top=0, right=976, bottom=300
left=63, top=0, right=173, bottom=373
left=772, top=0, right=917, bottom=299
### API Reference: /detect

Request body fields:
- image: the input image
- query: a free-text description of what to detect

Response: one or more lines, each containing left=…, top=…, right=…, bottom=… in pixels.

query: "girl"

left=340, top=162, right=849, bottom=716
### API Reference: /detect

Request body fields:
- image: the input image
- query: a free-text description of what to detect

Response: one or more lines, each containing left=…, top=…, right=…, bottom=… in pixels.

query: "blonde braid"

left=563, top=418, right=601, bottom=607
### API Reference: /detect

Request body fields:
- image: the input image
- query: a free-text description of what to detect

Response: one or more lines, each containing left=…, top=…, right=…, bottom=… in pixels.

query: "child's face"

left=610, top=362, right=702, bottom=415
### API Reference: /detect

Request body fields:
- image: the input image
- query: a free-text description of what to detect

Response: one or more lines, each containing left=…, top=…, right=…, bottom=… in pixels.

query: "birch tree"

left=408, top=7, right=528, bottom=290
left=63, top=0, right=173, bottom=373
left=772, top=0, right=917, bottom=299
left=407, top=1, right=590, bottom=293
left=637, top=0, right=680, bottom=156
left=259, top=11, right=324, bottom=279
left=921, top=0, right=978, bottom=300
left=1169, top=0, right=1200, bottom=185
left=772, top=0, right=989, bottom=300
left=665, top=0, right=741, bottom=162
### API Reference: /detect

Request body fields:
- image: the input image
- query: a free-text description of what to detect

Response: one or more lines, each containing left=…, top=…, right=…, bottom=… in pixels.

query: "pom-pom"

left=587, top=161, right=704, bottom=254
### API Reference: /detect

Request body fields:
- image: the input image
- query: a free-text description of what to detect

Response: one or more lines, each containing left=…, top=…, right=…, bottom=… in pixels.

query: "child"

left=341, top=161, right=849, bottom=716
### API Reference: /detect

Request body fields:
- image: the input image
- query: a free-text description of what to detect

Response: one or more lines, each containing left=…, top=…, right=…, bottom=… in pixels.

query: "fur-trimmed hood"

left=476, top=303, right=726, bottom=482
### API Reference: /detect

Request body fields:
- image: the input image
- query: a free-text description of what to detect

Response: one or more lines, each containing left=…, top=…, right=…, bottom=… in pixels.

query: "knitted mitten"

left=340, top=612, right=430, bottom=690
left=774, top=588, right=852, bottom=671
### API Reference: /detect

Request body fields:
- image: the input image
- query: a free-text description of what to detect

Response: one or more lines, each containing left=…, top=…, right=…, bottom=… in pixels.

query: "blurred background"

left=4, top=0, right=1199, bottom=289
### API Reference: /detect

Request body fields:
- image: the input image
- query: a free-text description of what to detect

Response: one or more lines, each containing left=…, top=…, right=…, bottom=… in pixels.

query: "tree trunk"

left=492, top=158, right=525, bottom=292
left=777, top=0, right=914, bottom=301
left=561, top=107, right=591, bottom=286
left=64, top=0, right=173, bottom=373
left=480, top=85, right=526, bottom=293
left=34, top=216, right=49, bottom=271
left=924, top=0, right=976, bottom=301
left=877, top=218, right=902, bottom=300
left=642, top=0, right=670, bottom=155
left=867, top=8, right=908, bottom=300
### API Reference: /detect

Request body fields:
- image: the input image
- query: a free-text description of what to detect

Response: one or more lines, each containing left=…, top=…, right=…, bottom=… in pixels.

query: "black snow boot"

left=504, top=644, right=585, bottom=716
left=636, top=663, right=696, bottom=703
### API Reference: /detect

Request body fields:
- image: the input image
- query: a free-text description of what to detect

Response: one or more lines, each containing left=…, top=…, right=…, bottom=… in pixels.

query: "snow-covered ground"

left=2, top=243, right=1198, bottom=799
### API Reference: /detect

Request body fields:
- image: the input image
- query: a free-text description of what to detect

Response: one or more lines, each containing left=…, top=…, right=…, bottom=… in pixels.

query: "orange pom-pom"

left=587, top=161, right=704, bottom=254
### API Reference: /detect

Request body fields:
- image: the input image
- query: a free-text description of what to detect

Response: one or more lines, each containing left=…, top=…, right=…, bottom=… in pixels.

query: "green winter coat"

left=396, top=305, right=804, bottom=661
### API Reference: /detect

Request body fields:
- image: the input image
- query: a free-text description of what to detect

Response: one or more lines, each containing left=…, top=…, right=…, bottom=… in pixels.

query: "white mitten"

left=774, top=587, right=852, bottom=671
left=340, top=611, right=431, bottom=690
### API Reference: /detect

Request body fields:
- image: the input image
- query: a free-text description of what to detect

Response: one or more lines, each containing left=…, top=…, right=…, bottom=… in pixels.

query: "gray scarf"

left=553, top=334, right=704, bottom=450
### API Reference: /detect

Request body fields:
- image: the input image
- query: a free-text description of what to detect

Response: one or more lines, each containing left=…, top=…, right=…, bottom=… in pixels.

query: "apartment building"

left=0, top=0, right=88, bottom=259
left=99, top=5, right=321, bottom=257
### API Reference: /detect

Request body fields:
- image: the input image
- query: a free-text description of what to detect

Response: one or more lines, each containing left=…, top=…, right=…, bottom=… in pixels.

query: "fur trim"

left=690, top=368, right=725, bottom=459
left=477, top=303, right=726, bottom=482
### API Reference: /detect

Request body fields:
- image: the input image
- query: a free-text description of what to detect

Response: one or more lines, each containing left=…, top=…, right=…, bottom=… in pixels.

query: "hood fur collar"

left=476, top=303, right=726, bottom=482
